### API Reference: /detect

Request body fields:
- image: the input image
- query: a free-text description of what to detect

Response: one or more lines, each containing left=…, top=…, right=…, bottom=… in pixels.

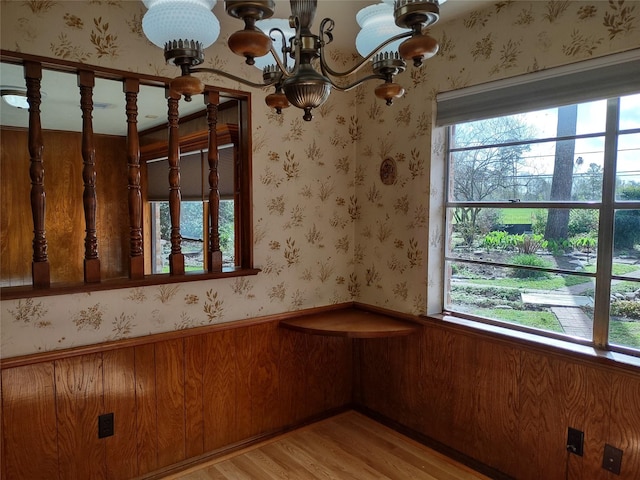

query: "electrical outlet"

left=566, top=427, right=584, bottom=456
left=602, top=444, right=623, bottom=475
left=98, top=413, right=114, bottom=439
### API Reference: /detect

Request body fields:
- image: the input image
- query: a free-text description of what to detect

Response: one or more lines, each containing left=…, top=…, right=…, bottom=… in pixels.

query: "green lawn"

left=475, top=307, right=564, bottom=332
left=609, top=319, right=640, bottom=348
left=501, top=208, right=536, bottom=225
left=467, top=274, right=591, bottom=290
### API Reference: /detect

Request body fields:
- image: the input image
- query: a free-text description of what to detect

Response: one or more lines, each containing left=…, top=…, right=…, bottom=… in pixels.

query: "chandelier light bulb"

left=142, top=0, right=220, bottom=49
left=356, top=3, right=408, bottom=58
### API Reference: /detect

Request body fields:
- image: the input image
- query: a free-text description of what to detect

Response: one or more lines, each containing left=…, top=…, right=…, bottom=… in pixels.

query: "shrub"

left=614, top=211, right=640, bottom=250
left=568, top=209, right=599, bottom=237
left=614, top=185, right=640, bottom=251
left=482, top=230, right=511, bottom=251
left=510, top=254, right=551, bottom=279
left=512, top=233, right=548, bottom=254
left=571, top=234, right=597, bottom=253
left=531, top=209, right=547, bottom=235
left=611, top=300, right=640, bottom=320
left=547, top=238, right=573, bottom=255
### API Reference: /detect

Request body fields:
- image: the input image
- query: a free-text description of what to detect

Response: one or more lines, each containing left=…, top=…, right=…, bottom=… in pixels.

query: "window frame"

left=435, top=50, right=640, bottom=357
left=441, top=95, right=640, bottom=357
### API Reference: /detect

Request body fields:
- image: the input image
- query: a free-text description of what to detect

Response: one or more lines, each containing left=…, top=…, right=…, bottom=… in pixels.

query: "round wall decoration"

left=380, top=157, right=397, bottom=185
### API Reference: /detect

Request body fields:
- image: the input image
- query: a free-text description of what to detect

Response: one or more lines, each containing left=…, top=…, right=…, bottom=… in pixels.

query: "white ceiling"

left=0, top=1, right=490, bottom=135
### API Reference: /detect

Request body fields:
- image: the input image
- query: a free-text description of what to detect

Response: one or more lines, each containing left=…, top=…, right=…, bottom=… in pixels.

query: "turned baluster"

left=25, top=61, right=50, bottom=288
left=79, top=70, right=101, bottom=283
left=167, top=90, right=184, bottom=275
left=124, top=78, right=144, bottom=279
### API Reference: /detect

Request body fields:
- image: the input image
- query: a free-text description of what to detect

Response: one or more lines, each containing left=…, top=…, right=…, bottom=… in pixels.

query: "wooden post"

left=25, top=61, right=50, bottom=288
left=205, top=90, right=222, bottom=272
left=124, top=78, right=144, bottom=279
left=79, top=70, right=101, bottom=283
left=167, top=90, right=184, bottom=275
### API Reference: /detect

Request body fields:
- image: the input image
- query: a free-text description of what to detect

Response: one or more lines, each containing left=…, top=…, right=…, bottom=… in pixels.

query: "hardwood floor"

left=164, top=411, right=491, bottom=480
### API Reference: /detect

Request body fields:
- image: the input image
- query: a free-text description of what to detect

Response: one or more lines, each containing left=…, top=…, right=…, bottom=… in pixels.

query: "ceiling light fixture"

left=142, top=0, right=440, bottom=121
left=1, top=87, right=30, bottom=109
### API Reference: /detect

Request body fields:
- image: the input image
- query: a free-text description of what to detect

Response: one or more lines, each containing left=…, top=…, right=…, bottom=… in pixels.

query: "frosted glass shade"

left=2, top=93, right=29, bottom=109
left=142, top=0, right=220, bottom=49
left=355, top=3, right=407, bottom=58
left=253, top=18, right=295, bottom=70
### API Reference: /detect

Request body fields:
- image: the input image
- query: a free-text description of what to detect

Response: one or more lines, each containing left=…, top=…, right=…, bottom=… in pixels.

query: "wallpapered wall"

left=1, top=1, right=638, bottom=358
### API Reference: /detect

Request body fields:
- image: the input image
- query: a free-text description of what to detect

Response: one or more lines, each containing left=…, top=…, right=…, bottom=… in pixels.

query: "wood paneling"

left=0, top=128, right=128, bottom=287
left=55, top=354, right=106, bottom=480
left=0, top=319, right=352, bottom=479
left=135, top=343, right=159, bottom=475
left=203, top=329, right=238, bottom=451
left=1, top=363, right=59, bottom=480
left=156, top=339, right=186, bottom=468
left=609, top=372, right=640, bottom=477
left=355, top=321, right=640, bottom=480
left=184, top=335, right=205, bottom=459
left=103, top=347, right=138, bottom=479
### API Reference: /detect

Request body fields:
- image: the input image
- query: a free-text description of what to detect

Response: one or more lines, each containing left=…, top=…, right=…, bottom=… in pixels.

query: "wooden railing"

left=0, top=51, right=255, bottom=297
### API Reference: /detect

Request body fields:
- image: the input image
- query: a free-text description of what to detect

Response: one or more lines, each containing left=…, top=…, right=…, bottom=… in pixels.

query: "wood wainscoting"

left=0, top=315, right=352, bottom=479
left=353, top=317, right=640, bottom=480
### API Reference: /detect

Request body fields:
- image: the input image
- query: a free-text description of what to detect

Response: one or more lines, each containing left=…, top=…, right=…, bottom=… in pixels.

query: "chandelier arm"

left=326, top=74, right=388, bottom=92
left=266, top=28, right=291, bottom=73
left=189, top=67, right=278, bottom=89
left=318, top=26, right=412, bottom=78
left=265, top=45, right=296, bottom=79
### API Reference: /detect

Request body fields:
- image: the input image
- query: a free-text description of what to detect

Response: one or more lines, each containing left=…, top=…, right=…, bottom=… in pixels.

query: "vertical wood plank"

left=123, top=77, right=144, bottom=279
left=184, top=335, right=204, bottom=458
left=318, top=336, right=352, bottom=412
left=24, top=61, right=50, bottom=288
left=203, top=329, right=237, bottom=450
left=473, top=342, right=521, bottom=476
left=135, top=343, right=158, bottom=475
left=250, top=322, right=280, bottom=435
left=103, top=348, right=138, bottom=479
left=278, top=329, right=309, bottom=427
left=78, top=69, right=100, bottom=283
left=55, top=354, right=106, bottom=480
left=234, top=326, right=253, bottom=441
left=418, top=326, right=455, bottom=442
left=2, top=363, right=59, bottom=480
left=608, top=372, right=640, bottom=479
left=155, top=338, right=186, bottom=468
left=582, top=368, right=612, bottom=480
left=447, top=333, right=478, bottom=458
left=1, top=128, right=33, bottom=286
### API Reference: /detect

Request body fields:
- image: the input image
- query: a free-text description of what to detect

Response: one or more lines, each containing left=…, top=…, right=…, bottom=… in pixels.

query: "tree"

left=545, top=104, right=577, bottom=241
left=573, top=161, right=603, bottom=201
left=451, top=115, right=534, bottom=246
left=614, top=184, right=640, bottom=251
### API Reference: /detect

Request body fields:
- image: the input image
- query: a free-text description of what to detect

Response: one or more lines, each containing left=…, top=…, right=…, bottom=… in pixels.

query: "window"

left=145, top=141, right=237, bottom=273
left=438, top=51, right=640, bottom=355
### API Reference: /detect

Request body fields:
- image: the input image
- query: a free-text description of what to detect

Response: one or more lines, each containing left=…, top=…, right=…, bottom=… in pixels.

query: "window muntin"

left=444, top=92, right=640, bottom=355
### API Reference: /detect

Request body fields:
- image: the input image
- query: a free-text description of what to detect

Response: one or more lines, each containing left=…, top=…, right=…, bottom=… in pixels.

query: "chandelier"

left=142, top=0, right=440, bottom=121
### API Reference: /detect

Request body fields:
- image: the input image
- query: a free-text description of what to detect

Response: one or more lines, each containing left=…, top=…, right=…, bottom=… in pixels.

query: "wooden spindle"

left=25, top=61, right=50, bottom=288
left=167, top=90, right=184, bottom=275
left=124, top=78, right=144, bottom=279
left=79, top=70, right=100, bottom=283
left=205, top=90, right=222, bottom=272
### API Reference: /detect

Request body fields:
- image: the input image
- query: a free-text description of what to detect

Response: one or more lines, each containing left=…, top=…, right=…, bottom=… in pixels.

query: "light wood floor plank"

left=165, top=411, right=491, bottom=480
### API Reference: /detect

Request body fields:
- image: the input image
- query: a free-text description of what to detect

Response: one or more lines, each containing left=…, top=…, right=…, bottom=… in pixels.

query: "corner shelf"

left=279, top=308, right=419, bottom=338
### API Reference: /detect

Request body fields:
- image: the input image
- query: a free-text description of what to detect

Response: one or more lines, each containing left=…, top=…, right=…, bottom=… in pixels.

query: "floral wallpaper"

left=1, top=0, right=638, bottom=358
